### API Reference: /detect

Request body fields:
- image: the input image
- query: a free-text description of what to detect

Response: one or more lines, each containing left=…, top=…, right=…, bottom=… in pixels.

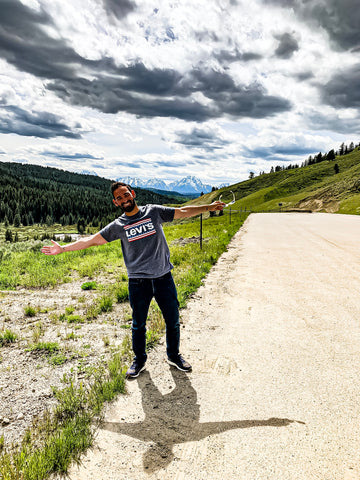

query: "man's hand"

left=41, top=233, right=107, bottom=255
left=41, top=240, right=63, bottom=256
left=209, top=201, right=225, bottom=211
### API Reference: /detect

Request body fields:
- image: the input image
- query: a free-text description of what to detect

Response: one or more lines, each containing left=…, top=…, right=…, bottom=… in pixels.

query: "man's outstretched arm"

left=41, top=232, right=107, bottom=255
left=174, top=201, right=225, bottom=220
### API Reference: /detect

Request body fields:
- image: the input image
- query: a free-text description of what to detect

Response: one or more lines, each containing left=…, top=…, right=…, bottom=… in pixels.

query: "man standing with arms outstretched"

left=42, top=182, right=224, bottom=378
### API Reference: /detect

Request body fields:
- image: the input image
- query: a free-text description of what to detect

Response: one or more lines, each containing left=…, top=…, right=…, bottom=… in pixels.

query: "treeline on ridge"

left=0, top=162, right=182, bottom=229
left=256, top=141, right=360, bottom=176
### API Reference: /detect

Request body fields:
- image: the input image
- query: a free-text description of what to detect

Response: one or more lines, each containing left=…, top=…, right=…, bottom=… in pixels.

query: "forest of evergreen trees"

left=263, top=141, right=360, bottom=175
left=0, top=162, right=183, bottom=229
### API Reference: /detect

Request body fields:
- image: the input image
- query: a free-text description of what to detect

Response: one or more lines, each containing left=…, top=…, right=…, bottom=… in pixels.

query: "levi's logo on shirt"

left=124, top=218, right=156, bottom=242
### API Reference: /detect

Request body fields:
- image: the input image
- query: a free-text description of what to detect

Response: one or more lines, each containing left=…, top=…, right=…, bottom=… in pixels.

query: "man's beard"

left=120, top=198, right=136, bottom=213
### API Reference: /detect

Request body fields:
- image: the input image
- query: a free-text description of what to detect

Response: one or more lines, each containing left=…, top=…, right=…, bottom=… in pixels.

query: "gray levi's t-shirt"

left=99, top=205, right=175, bottom=279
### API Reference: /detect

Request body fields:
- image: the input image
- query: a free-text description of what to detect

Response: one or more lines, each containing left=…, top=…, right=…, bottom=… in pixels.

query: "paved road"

left=68, top=213, right=360, bottom=480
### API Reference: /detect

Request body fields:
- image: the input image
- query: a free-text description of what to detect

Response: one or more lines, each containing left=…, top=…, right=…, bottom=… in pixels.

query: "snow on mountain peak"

left=116, top=175, right=213, bottom=195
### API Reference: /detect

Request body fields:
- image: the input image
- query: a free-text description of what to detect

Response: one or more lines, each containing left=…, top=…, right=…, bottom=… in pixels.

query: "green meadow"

left=0, top=213, right=247, bottom=297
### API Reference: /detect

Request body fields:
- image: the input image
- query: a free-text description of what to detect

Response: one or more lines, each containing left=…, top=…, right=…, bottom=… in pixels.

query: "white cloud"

left=0, top=0, right=358, bottom=184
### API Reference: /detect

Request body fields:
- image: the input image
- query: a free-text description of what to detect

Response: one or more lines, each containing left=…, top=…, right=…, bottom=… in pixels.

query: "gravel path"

left=67, top=213, right=360, bottom=480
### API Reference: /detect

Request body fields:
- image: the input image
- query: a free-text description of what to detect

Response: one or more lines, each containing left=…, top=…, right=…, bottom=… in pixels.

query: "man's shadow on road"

left=102, top=369, right=303, bottom=473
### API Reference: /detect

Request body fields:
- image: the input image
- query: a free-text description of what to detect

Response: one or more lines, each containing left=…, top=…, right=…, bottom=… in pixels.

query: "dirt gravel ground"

left=67, top=212, right=360, bottom=480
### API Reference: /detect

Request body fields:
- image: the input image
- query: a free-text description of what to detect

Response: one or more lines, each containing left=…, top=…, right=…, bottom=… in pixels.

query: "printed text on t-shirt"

left=124, top=218, right=156, bottom=242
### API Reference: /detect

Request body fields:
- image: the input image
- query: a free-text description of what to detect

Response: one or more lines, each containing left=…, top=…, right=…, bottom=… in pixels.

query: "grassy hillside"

left=194, top=148, right=360, bottom=215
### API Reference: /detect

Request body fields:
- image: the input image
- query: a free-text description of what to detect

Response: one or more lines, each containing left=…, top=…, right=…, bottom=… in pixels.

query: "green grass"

left=0, top=240, right=125, bottom=290
left=81, top=281, right=98, bottom=290
left=114, top=283, right=129, bottom=303
left=27, top=342, right=60, bottom=354
left=0, top=329, right=17, bottom=345
left=24, top=305, right=37, bottom=317
left=49, top=353, right=67, bottom=366
left=98, top=295, right=113, bottom=313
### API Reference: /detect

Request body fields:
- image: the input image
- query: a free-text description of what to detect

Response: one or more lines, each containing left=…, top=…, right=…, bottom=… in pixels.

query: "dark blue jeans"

left=128, top=272, right=180, bottom=364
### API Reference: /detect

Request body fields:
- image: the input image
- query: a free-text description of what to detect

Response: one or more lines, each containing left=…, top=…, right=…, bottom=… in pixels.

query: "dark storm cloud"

left=175, top=128, right=230, bottom=152
left=243, top=144, right=318, bottom=159
left=274, top=33, right=299, bottom=59
left=262, top=0, right=360, bottom=51
left=101, top=0, right=136, bottom=21
left=47, top=75, right=214, bottom=121
left=321, top=64, right=360, bottom=109
left=0, top=0, right=291, bottom=125
left=47, top=65, right=291, bottom=121
left=294, top=71, right=314, bottom=82
left=92, top=163, right=106, bottom=169
left=184, top=69, right=292, bottom=119
left=215, top=49, right=263, bottom=65
left=0, top=0, right=89, bottom=80
left=194, top=31, right=220, bottom=43
left=41, top=151, right=102, bottom=160
left=0, top=105, right=81, bottom=139
left=307, top=110, right=360, bottom=134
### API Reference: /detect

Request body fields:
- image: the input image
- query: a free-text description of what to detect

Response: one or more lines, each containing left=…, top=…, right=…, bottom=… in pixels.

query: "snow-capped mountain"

left=117, top=175, right=213, bottom=195
left=79, top=170, right=98, bottom=176
left=118, top=177, right=168, bottom=191
left=168, top=176, right=212, bottom=195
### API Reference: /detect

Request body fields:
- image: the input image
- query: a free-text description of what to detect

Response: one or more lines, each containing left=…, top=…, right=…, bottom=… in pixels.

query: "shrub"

left=24, top=305, right=37, bottom=317
left=0, top=329, right=17, bottom=345
left=66, top=315, right=84, bottom=324
left=98, top=296, right=113, bottom=313
left=115, top=283, right=129, bottom=303
left=49, top=353, right=67, bottom=366
left=81, top=281, right=98, bottom=291
left=28, top=342, right=60, bottom=353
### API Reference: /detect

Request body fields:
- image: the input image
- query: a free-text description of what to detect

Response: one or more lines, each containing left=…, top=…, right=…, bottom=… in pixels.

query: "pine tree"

left=326, top=149, right=335, bottom=161
left=5, top=229, right=13, bottom=242
left=77, top=217, right=86, bottom=234
left=13, top=213, right=21, bottom=227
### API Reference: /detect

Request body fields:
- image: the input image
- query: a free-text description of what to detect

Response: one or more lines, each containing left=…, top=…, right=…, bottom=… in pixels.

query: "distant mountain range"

left=117, top=175, right=228, bottom=195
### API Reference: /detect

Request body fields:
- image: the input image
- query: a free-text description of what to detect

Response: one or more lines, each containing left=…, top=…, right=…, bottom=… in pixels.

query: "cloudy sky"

left=0, top=0, right=359, bottom=185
